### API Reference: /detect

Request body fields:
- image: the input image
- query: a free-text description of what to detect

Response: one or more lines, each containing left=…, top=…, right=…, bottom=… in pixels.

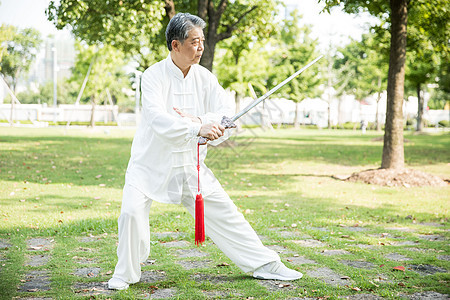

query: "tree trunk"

left=376, top=76, right=382, bottom=131
left=164, top=0, right=175, bottom=19
left=416, top=84, right=423, bottom=131
left=90, top=96, right=96, bottom=128
left=294, top=102, right=300, bottom=129
left=201, top=29, right=217, bottom=71
left=381, top=0, right=408, bottom=169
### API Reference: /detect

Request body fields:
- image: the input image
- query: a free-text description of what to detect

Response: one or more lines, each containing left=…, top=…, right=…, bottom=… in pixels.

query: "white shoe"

left=253, top=261, right=303, bottom=281
left=108, top=277, right=129, bottom=290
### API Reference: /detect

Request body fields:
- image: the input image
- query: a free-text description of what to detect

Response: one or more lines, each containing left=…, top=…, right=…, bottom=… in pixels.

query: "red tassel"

left=195, top=143, right=205, bottom=246
left=195, top=193, right=205, bottom=245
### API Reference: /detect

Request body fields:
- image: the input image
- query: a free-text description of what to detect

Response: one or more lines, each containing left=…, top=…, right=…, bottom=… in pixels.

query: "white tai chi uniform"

left=112, top=54, right=280, bottom=284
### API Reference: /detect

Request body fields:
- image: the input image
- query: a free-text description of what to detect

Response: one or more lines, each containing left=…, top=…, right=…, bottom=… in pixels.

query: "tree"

left=404, top=43, right=439, bottom=131
left=215, top=37, right=271, bottom=120
left=70, top=42, right=130, bottom=126
left=321, top=0, right=449, bottom=170
left=268, top=11, right=323, bottom=128
left=46, top=0, right=278, bottom=71
left=319, top=0, right=407, bottom=169
left=334, top=32, right=389, bottom=131
left=0, top=25, right=42, bottom=93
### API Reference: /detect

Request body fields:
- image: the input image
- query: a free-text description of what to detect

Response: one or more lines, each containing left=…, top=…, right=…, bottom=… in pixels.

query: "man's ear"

left=171, top=40, right=180, bottom=52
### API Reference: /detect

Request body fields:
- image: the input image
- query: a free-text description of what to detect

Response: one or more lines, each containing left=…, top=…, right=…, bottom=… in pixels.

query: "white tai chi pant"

left=112, top=182, right=280, bottom=284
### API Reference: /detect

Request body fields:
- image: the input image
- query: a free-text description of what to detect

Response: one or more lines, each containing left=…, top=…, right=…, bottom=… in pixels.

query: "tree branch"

left=217, top=5, right=257, bottom=42
left=164, top=0, right=175, bottom=19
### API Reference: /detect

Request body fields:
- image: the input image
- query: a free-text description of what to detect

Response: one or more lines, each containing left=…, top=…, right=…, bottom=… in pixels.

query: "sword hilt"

left=198, top=116, right=236, bottom=145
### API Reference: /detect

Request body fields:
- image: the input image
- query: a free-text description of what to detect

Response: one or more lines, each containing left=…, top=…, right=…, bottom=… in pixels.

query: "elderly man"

left=108, top=12, right=302, bottom=290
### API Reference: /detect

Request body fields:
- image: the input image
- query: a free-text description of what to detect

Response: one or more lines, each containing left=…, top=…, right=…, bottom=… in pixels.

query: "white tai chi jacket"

left=125, top=54, right=234, bottom=204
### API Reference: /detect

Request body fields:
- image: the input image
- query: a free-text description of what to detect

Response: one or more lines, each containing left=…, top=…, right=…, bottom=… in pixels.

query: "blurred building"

left=28, top=33, right=75, bottom=87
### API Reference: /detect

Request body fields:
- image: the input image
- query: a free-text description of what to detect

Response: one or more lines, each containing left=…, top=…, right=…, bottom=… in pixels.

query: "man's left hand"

left=173, top=107, right=201, bottom=123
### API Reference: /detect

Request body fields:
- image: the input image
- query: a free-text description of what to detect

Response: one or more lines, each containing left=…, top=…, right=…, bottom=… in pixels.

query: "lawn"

left=0, top=127, right=449, bottom=299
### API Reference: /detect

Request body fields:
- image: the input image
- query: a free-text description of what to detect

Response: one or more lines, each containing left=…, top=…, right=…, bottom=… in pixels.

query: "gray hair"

left=165, top=13, right=206, bottom=51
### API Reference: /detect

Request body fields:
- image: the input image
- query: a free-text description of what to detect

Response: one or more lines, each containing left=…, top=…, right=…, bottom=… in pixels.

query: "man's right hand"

left=198, top=123, right=225, bottom=140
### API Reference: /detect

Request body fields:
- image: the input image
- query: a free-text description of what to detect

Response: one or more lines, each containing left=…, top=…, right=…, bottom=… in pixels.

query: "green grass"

left=0, top=127, right=449, bottom=299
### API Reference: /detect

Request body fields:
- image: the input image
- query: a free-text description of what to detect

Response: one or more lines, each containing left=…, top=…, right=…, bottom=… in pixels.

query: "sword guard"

left=198, top=116, right=236, bottom=145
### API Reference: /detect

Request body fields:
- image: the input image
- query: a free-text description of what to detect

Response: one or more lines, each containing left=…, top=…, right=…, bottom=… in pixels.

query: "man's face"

left=176, top=27, right=205, bottom=66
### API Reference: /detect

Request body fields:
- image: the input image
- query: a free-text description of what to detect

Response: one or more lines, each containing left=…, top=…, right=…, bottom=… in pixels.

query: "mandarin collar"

left=167, top=53, right=194, bottom=80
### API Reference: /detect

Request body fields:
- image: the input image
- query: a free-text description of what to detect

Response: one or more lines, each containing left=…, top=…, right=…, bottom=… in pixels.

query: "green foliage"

left=334, top=31, right=388, bottom=101
left=0, top=25, right=42, bottom=91
left=69, top=41, right=131, bottom=106
left=46, top=0, right=279, bottom=71
left=438, top=120, right=449, bottom=127
left=46, top=0, right=165, bottom=69
left=268, top=10, right=323, bottom=102
left=215, top=38, right=271, bottom=97
left=14, top=80, right=78, bottom=105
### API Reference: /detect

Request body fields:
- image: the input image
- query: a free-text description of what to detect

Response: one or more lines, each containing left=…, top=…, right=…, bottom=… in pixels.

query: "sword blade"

left=231, top=55, right=323, bottom=122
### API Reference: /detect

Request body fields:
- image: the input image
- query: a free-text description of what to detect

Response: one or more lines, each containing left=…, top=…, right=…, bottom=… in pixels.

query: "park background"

left=0, top=0, right=449, bottom=299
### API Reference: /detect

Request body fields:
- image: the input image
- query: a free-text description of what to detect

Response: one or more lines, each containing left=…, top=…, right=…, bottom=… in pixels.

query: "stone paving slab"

left=78, top=236, right=100, bottom=243
left=342, top=226, right=369, bottom=232
left=175, top=248, right=209, bottom=258
left=408, top=264, right=447, bottom=275
left=150, top=288, right=177, bottom=299
left=354, top=244, right=379, bottom=250
left=73, top=267, right=101, bottom=277
left=73, top=281, right=112, bottom=296
left=141, top=270, right=167, bottom=283
left=24, top=255, right=49, bottom=267
left=278, top=231, right=311, bottom=238
left=437, top=255, right=450, bottom=261
left=339, top=260, right=376, bottom=269
left=391, top=241, right=419, bottom=246
left=371, top=274, right=393, bottom=285
left=385, top=227, right=416, bottom=232
left=26, top=238, right=53, bottom=251
left=405, top=247, right=429, bottom=253
left=286, top=256, right=318, bottom=265
left=339, top=294, right=385, bottom=299
left=306, top=267, right=352, bottom=287
left=257, top=279, right=299, bottom=291
left=267, top=245, right=295, bottom=255
left=160, top=241, right=190, bottom=248
left=290, top=239, right=326, bottom=248
left=152, top=232, right=187, bottom=240
left=191, top=273, right=230, bottom=284
left=18, top=270, right=51, bottom=292
left=417, top=235, right=447, bottom=241
left=321, top=249, right=351, bottom=256
left=202, top=290, right=242, bottom=298
left=384, top=253, right=412, bottom=261
left=306, top=226, right=329, bottom=232
left=399, top=291, right=449, bottom=299
left=0, top=239, right=11, bottom=249
left=176, top=259, right=212, bottom=270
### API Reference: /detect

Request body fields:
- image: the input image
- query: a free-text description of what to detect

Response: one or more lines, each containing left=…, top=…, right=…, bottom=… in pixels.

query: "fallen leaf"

left=351, top=287, right=361, bottom=291
left=95, top=174, right=102, bottom=178
left=393, top=266, right=405, bottom=272
left=398, top=282, right=406, bottom=287
left=369, top=280, right=379, bottom=287
left=217, top=262, right=230, bottom=267
left=106, top=270, right=112, bottom=275
left=341, top=276, right=351, bottom=280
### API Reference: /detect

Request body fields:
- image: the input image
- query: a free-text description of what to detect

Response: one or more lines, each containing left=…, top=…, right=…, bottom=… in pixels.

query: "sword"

left=199, top=55, right=323, bottom=145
